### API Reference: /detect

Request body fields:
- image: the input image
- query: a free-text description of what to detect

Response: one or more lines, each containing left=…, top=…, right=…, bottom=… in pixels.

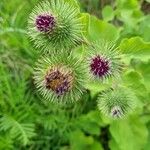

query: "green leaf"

left=123, top=70, right=144, bottom=91
left=137, top=60, right=150, bottom=91
left=119, top=37, right=150, bottom=56
left=130, top=59, right=150, bottom=92
left=0, top=114, right=35, bottom=145
left=102, top=5, right=115, bottom=21
left=109, top=115, right=148, bottom=150
left=86, top=15, right=119, bottom=41
left=123, top=69, right=149, bottom=104
left=69, top=130, right=103, bottom=150
left=139, top=15, right=150, bottom=42
left=76, top=111, right=103, bottom=135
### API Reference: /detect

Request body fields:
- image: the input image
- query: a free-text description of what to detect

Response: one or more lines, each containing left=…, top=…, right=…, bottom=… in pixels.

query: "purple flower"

left=45, top=69, right=73, bottom=96
left=35, top=14, right=55, bottom=32
left=90, top=55, right=110, bottom=78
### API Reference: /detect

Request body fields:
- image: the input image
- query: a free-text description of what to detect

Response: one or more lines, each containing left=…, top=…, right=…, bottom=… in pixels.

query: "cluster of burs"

left=28, top=0, right=136, bottom=119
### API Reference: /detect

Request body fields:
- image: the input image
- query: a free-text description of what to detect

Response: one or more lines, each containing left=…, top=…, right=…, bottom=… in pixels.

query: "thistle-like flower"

left=35, top=14, right=55, bottom=33
left=87, top=40, right=123, bottom=81
left=28, top=0, right=84, bottom=52
left=34, top=52, right=87, bottom=103
left=97, top=87, right=136, bottom=119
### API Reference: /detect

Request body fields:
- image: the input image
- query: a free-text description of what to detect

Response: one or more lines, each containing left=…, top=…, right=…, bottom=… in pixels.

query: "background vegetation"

left=0, top=0, right=150, bottom=149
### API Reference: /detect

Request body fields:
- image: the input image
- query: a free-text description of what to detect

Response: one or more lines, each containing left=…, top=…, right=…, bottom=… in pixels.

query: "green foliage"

left=69, top=130, right=103, bottom=150
left=0, top=115, right=35, bottom=145
left=86, top=15, right=120, bottom=41
left=120, top=37, right=150, bottom=56
left=0, top=0, right=150, bottom=149
left=109, top=115, right=148, bottom=150
left=102, top=5, right=115, bottom=21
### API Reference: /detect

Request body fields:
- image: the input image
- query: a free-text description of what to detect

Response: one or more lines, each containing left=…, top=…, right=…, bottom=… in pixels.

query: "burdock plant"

left=28, top=0, right=137, bottom=119
left=34, top=52, right=87, bottom=103
left=28, top=0, right=83, bottom=52
left=97, top=87, right=136, bottom=119
left=87, top=40, right=123, bottom=81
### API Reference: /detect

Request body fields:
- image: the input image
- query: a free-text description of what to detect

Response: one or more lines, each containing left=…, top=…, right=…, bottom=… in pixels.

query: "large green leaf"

left=86, top=15, right=119, bottom=41
left=119, top=37, right=150, bottom=56
left=122, top=70, right=149, bottom=107
left=130, top=59, right=150, bottom=91
left=109, top=115, right=148, bottom=150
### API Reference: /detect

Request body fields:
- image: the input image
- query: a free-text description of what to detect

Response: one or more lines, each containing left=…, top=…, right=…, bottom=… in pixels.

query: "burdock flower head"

left=34, top=52, right=87, bottom=103
left=35, top=14, right=55, bottom=33
left=28, top=0, right=84, bottom=52
left=87, top=40, right=123, bottom=81
left=97, top=87, right=136, bottom=119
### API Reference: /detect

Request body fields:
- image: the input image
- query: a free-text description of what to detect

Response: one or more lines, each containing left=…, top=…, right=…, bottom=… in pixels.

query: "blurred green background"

left=0, top=0, right=150, bottom=150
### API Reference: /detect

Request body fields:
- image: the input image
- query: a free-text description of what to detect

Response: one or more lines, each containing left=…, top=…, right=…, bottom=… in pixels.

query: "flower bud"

left=87, top=40, right=123, bottom=81
left=34, top=52, right=87, bottom=103
left=28, top=0, right=84, bottom=52
left=97, top=87, right=136, bottom=119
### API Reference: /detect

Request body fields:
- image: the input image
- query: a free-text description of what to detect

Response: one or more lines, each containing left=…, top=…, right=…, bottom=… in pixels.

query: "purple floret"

left=36, top=14, right=55, bottom=32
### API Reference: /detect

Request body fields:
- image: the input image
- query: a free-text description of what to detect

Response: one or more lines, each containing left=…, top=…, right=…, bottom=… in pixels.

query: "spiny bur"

left=34, top=52, right=87, bottom=104
left=87, top=40, right=123, bottom=81
left=97, top=87, right=136, bottom=119
left=28, top=0, right=84, bottom=52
